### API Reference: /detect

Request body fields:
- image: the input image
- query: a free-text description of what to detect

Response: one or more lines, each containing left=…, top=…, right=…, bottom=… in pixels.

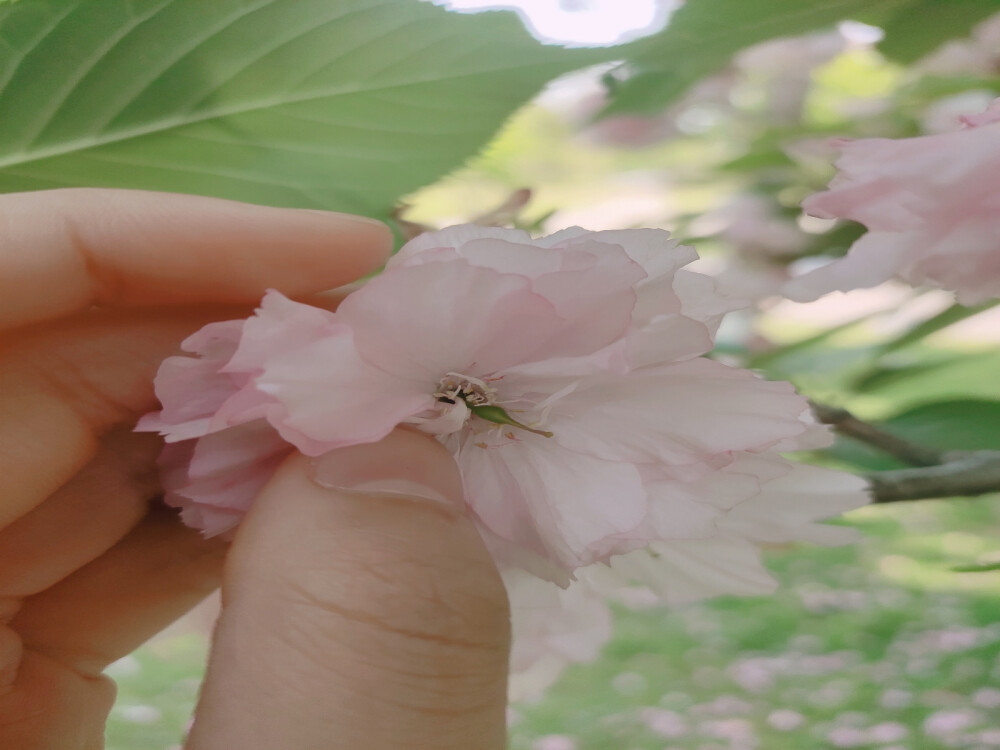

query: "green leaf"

left=879, top=399, right=1000, bottom=453
left=602, top=0, right=909, bottom=115
left=718, top=147, right=794, bottom=173
left=823, top=398, right=1000, bottom=472
left=901, top=73, right=1000, bottom=101
left=852, top=351, right=1000, bottom=404
left=878, top=299, right=1000, bottom=356
left=748, top=313, right=877, bottom=369
left=878, top=0, right=1000, bottom=64
left=0, top=0, right=602, bottom=217
left=823, top=434, right=908, bottom=472
left=851, top=359, right=955, bottom=393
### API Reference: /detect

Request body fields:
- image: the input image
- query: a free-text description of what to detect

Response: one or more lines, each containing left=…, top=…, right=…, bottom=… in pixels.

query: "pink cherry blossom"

left=784, top=98, right=1000, bottom=305
left=139, top=225, right=868, bottom=685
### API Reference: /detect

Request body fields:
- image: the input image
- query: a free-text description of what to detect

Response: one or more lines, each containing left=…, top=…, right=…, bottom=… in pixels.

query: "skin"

left=0, top=189, right=510, bottom=750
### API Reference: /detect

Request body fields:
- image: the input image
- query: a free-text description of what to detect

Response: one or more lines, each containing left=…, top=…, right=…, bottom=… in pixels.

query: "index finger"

left=0, top=189, right=392, bottom=329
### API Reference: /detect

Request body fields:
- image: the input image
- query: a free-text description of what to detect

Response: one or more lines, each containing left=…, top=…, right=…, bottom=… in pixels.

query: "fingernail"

left=307, top=430, right=464, bottom=508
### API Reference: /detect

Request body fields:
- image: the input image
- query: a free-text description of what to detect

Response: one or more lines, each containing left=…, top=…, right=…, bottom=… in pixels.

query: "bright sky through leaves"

left=434, top=0, right=672, bottom=45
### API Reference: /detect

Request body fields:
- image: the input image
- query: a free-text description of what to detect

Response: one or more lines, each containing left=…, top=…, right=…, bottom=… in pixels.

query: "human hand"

left=0, top=188, right=510, bottom=749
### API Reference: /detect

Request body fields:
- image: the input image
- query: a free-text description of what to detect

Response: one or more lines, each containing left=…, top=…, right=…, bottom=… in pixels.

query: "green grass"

left=106, top=496, right=1000, bottom=750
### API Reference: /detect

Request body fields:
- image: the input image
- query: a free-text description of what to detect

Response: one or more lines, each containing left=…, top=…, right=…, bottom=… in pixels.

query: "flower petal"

left=255, top=324, right=434, bottom=454
left=389, top=225, right=534, bottom=268
left=783, top=231, right=910, bottom=302
left=721, top=457, right=869, bottom=546
left=222, top=289, right=341, bottom=374
left=505, top=567, right=613, bottom=702
left=548, top=358, right=812, bottom=467
left=339, top=259, right=615, bottom=378
left=457, top=433, right=648, bottom=576
left=159, top=420, right=291, bottom=537
left=590, top=536, right=778, bottom=605
left=136, top=319, right=246, bottom=441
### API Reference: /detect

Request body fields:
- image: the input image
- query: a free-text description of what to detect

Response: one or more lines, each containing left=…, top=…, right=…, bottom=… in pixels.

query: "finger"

left=0, top=189, right=392, bottom=329
left=0, top=429, right=160, bottom=598
left=9, top=506, right=225, bottom=678
left=0, top=288, right=354, bottom=534
left=0, top=305, right=245, bottom=529
left=187, top=431, right=510, bottom=750
left=0, top=637, right=114, bottom=750
left=0, top=509, right=222, bottom=750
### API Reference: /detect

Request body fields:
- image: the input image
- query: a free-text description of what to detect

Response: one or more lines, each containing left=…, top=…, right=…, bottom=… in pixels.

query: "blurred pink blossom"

left=767, top=709, right=805, bottom=731
left=639, top=707, right=689, bottom=738
left=785, top=99, right=1000, bottom=305
left=923, top=708, right=982, bottom=737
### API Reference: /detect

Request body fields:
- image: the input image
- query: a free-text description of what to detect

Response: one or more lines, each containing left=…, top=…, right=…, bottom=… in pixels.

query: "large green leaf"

left=602, top=0, right=911, bottom=115
left=0, top=0, right=601, bottom=216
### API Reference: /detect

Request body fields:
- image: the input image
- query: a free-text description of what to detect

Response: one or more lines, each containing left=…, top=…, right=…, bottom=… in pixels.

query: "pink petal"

left=539, top=227, right=698, bottom=279
left=547, top=358, right=812, bottom=467
left=390, top=225, right=534, bottom=268
left=255, top=324, right=434, bottom=455
left=222, top=289, right=343, bottom=374
left=338, top=260, right=596, bottom=378
left=783, top=231, right=911, bottom=302
left=795, top=105, right=1000, bottom=302
left=959, top=98, right=1000, bottom=127
left=137, top=319, right=246, bottom=441
left=721, top=457, right=869, bottom=546
left=159, top=420, right=291, bottom=537
left=505, top=567, right=613, bottom=701
left=457, top=432, right=648, bottom=577
left=594, top=537, right=778, bottom=605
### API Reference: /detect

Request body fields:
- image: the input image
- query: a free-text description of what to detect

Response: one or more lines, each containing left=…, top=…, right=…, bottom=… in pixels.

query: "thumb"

left=185, top=429, right=511, bottom=750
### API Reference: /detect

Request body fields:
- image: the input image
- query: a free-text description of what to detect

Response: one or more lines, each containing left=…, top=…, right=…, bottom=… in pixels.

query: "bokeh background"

left=4, top=0, right=995, bottom=747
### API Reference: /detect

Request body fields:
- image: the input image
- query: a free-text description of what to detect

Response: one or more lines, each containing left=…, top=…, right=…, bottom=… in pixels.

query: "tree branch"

left=810, top=401, right=1000, bottom=503
left=810, top=401, right=946, bottom=467
left=868, top=451, right=1000, bottom=503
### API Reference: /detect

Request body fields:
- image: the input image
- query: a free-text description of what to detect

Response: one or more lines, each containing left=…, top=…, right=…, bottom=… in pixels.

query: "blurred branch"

left=868, top=451, right=1000, bottom=504
left=811, top=401, right=1000, bottom=503
left=810, top=401, right=946, bottom=467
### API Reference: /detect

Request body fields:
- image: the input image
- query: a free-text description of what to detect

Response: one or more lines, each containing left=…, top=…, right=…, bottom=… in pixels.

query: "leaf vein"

left=18, top=0, right=174, bottom=153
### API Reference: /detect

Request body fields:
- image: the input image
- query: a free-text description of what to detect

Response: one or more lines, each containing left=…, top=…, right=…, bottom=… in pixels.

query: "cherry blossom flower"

left=784, top=99, right=1000, bottom=305
left=139, top=224, right=868, bottom=686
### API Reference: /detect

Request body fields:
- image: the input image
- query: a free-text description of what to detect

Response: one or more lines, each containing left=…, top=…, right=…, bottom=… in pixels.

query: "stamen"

left=431, top=372, right=553, bottom=438
left=433, top=372, right=497, bottom=407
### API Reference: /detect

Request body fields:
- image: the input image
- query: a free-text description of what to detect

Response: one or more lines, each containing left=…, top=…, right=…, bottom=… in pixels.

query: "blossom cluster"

left=785, top=99, right=1000, bottom=306
left=139, top=225, right=869, bottom=694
